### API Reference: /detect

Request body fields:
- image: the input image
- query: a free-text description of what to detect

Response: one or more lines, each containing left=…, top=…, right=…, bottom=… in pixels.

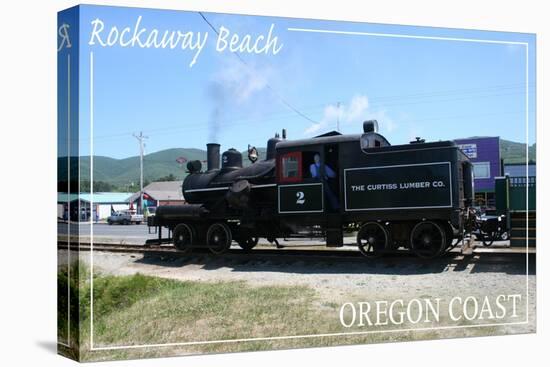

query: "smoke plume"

left=207, top=59, right=271, bottom=143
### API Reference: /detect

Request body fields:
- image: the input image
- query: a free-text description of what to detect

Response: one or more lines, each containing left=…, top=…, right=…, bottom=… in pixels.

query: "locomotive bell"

left=247, top=145, right=258, bottom=163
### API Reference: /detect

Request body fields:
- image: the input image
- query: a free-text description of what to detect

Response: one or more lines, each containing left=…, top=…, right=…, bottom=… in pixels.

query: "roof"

left=57, top=192, right=132, bottom=204
left=128, top=181, right=184, bottom=202
left=454, top=136, right=500, bottom=142
left=277, top=134, right=362, bottom=149
left=314, top=130, right=342, bottom=138
left=277, top=133, right=455, bottom=152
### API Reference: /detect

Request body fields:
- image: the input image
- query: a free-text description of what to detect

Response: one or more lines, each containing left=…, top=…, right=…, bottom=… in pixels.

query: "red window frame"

left=277, top=151, right=302, bottom=183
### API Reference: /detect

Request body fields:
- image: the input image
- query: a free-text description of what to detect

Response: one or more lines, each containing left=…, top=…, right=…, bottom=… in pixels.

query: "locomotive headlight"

left=360, top=130, right=389, bottom=152
left=360, top=134, right=374, bottom=150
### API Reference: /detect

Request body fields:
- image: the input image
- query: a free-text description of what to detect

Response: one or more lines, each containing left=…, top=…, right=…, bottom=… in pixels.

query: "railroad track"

left=57, top=241, right=534, bottom=265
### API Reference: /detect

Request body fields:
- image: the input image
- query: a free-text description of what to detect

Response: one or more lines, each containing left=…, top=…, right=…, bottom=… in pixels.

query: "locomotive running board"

left=145, top=238, right=173, bottom=246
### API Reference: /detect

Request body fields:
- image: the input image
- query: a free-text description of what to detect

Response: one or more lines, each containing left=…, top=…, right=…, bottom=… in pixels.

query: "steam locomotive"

left=149, top=120, right=476, bottom=258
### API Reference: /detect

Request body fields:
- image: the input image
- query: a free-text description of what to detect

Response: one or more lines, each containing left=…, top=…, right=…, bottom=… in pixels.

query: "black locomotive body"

left=150, top=120, right=475, bottom=258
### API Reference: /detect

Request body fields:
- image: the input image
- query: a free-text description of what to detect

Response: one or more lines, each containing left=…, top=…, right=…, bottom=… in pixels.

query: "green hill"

left=499, top=139, right=536, bottom=164
left=59, top=147, right=267, bottom=190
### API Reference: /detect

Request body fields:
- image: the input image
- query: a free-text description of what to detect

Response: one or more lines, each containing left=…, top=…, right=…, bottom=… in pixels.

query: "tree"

left=157, top=174, right=177, bottom=182
left=79, top=180, right=115, bottom=193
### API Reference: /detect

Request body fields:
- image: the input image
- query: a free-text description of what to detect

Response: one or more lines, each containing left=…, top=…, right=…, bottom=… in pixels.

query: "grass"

left=74, top=271, right=345, bottom=360
left=57, top=263, right=80, bottom=343
left=56, top=264, right=529, bottom=361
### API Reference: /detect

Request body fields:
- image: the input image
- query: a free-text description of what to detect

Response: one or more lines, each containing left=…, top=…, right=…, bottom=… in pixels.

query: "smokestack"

left=206, top=143, right=220, bottom=171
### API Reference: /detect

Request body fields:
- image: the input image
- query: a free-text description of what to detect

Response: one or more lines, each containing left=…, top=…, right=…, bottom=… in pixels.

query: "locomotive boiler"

left=149, top=120, right=475, bottom=258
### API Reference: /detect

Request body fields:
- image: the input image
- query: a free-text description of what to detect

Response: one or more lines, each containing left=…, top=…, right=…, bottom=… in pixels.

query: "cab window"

left=278, top=151, right=302, bottom=183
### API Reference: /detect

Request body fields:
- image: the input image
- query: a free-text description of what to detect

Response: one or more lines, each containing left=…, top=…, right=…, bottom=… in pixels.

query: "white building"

left=57, top=192, right=133, bottom=221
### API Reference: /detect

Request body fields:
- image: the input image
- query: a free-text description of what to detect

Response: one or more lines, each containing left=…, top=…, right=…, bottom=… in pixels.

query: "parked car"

left=107, top=210, right=144, bottom=225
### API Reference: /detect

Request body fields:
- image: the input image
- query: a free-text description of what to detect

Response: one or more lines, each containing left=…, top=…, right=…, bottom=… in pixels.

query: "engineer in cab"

left=310, top=153, right=340, bottom=210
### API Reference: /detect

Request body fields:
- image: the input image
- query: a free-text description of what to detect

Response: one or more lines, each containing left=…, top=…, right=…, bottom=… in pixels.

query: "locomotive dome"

left=221, top=148, right=243, bottom=170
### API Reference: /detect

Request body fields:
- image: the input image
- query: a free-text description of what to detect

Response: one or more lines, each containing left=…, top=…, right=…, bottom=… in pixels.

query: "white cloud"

left=347, top=95, right=369, bottom=122
left=304, top=122, right=324, bottom=135
left=207, top=59, right=273, bottom=142
left=303, top=95, right=400, bottom=137
left=303, top=94, right=370, bottom=135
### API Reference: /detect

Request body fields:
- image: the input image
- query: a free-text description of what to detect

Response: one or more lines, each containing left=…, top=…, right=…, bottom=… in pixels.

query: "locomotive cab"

left=275, top=120, right=391, bottom=217
left=276, top=133, right=346, bottom=216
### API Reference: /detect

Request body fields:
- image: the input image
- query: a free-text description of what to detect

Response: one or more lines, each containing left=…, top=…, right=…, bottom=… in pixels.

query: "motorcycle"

left=473, top=212, right=509, bottom=246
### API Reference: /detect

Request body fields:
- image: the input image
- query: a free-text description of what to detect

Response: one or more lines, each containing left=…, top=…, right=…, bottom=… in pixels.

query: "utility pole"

left=336, top=101, right=341, bottom=132
left=133, top=132, right=148, bottom=214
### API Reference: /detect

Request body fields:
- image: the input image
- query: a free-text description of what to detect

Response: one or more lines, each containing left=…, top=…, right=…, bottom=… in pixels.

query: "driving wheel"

left=173, top=223, right=194, bottom=254
left=410, top=221, right=446, bottom=259
left=357, top=222, right=388, bottom=258
left=206, top=222, right=233, bottom=255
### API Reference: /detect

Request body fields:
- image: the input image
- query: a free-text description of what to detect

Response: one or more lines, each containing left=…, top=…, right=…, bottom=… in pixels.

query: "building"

left=57, top=192, right=133, bottom=221
left=128, top=181, right=185, bottom=211
left=454, top=137, right=501, bottom=208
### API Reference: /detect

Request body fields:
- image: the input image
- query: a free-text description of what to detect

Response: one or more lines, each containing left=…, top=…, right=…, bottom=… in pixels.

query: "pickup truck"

left=107, top=211, right=144, bottom=225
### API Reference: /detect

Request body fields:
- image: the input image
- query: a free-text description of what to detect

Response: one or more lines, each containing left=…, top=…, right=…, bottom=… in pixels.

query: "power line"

left=84, top=87, right=531, bottom=142
left=198, top=12, right=319, bottom=124
left=87, top=107, right=528, bottom=160
left=90, top=108, right=524, bottom=145
left=80, top=79, right=533, bottom=143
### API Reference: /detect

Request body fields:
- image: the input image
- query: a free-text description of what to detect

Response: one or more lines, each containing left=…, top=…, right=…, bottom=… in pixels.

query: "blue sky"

left=71, top=5, right=536, bottom=159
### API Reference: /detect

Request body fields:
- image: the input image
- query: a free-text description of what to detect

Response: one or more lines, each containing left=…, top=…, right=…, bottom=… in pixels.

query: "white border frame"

left=343, top=162, right=453, bottom=211
left=86, top=22, right=532, bottom=352
left=278, top=182, right=324, bottom=214
left=58, top=53, right=71, bottom=349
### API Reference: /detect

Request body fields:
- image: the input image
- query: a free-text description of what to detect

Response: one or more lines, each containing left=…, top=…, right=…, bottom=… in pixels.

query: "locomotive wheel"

left=357, top=222, right=388, bottom=258
left=173, top=223, right=194, bottom=254
left=206, top=222, right=233, bottom=255
left=238, top=237, right=259, bottom=251
left=410, top=221, right=446, bottom=259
